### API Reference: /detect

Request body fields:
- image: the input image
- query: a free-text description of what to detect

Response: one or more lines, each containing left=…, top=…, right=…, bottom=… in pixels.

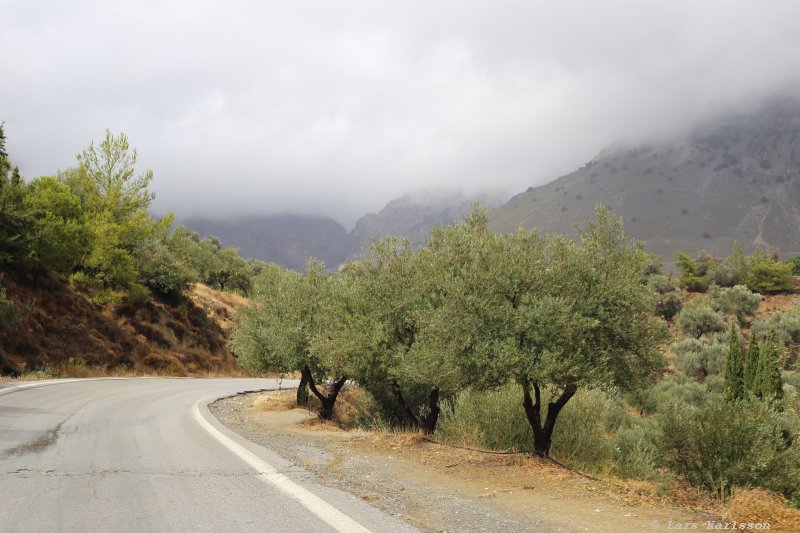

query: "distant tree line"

left=674, top=243, right=795, bottom=294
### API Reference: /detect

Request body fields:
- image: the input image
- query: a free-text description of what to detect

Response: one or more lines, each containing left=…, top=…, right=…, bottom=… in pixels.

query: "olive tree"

left=437, top=206, right=667, bottom=456
left=232, top=260, right=348, bottom=419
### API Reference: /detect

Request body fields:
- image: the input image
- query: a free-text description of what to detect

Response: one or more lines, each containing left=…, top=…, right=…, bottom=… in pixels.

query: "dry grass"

left=727, top=489, right=800, bottom=532
left=0, top=271, right=241, bottom=377
left=753, top=293, right=800, bottom=322
left=190, top=283, right=250, bottom=334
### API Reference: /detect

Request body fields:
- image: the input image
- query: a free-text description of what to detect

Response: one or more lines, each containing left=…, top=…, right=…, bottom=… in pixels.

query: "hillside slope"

left=0, top=272, right=239, bottom=376
left=349, top=191, right=500, bottom=255
left=490, top=98, right=800, bottom=260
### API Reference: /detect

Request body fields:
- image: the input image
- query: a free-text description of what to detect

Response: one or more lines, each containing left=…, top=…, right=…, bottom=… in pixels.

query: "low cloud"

left=3, top=0, right=800, bottom=226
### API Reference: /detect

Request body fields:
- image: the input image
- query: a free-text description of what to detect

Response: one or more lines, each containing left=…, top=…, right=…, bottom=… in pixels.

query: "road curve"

left=0, top=378, right=417, bottom=533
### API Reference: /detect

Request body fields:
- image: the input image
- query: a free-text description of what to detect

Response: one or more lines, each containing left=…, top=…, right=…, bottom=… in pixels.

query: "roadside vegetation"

left=0, top=124, right=260, bottom=375
left=233, top=208, right=800, bottom=514
left=3, top=120, right=799, bottom=517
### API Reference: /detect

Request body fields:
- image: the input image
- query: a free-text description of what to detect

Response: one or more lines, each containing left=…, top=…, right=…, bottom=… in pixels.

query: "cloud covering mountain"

left=3, top=1, right=800, bottom=226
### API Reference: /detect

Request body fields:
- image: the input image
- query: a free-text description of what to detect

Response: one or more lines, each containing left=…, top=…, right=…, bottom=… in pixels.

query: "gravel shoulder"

left=209, top=390, right=717, bottom=533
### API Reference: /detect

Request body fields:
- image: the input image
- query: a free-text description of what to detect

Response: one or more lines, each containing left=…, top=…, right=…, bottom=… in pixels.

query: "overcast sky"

left=2, top=1, right=800, bottom=226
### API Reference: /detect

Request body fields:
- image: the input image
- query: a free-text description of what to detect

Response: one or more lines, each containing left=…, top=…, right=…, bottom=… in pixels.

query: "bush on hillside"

left=746, top=252, right=794, bottom=294
left=709, top=284, right=762, bottom=324
left=658, top=399, right=800, bottom=499
left=136, top=239, right=195, bottom=300
left=671, top=336, right=727, bottom=378
left=647, top=274, right=685, bottom=320
left=676, top=305, right=727, bottom=338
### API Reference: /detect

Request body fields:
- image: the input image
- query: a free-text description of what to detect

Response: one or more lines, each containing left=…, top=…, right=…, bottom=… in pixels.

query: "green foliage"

left=647, top=274, right=685, bottom=320
left=671, top=335, right=727, bottom=378
left=438, top=384, right=532, bottom=452
left=165, top=226, right=254, bottom=295
left=675, top=304, right=726, bottom=338
left=723, top=323, right=745, bottom=402
left=81, top=211, right=139, bottom=288
left=611, top=419, right=660, bottom=480
left=709, top=242, right=748, bottom=287
left=674, top=252, right=710, bottom=292
left=75, top=129, right=155, bottom=222
left=549, top=388, right=627, bottom=470
left=0, top=275, right=23, bottom=338
left=628, top=374, right=721, bottom=416
left=135, top=237, right=195, bottom=299
left=232, top=259, right=342, bottom=379
left=438, top=383, right=635, bottom=473
left=124, top=283, right=150, bottom=306
left=745, top=250, right=794, bottom=294
left=675, top=243, right=794, bottom=295
left=752, top=305, right=800, bottom=351
left=788, top=255, right=800, bottom=276
left=23, top=177, right=90, bottom=273
left=709, top=284, right=762, bottom=324
left=754, top=330, right=785, bottom=405
left=744, top=335, right=760, bottom=395
left=0, top=125, right=30, bottom=266
left=658, top=399, right=800, bottom=498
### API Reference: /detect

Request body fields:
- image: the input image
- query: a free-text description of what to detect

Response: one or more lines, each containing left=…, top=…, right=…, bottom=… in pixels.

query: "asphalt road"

left=0, top=378, right=418, bottom=533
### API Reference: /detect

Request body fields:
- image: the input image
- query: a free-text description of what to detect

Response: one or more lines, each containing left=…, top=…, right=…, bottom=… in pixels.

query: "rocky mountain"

left=490, top=98, right=800, bottom=261
left=182, top=215, right=356, bottom=271
left=348, top=191, right=501, bottom=257
left=182, top=191, right=491, bottom=270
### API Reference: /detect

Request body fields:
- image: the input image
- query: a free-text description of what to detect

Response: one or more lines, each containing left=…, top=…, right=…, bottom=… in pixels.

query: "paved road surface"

left=0, top=378, right=417, bottom=533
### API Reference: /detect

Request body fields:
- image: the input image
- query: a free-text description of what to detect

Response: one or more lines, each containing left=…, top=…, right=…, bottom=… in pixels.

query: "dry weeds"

left=727, top=489, right=800, bottom=533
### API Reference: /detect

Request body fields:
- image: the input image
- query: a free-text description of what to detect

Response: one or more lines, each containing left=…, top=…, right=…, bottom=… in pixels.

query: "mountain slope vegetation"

left=0, top=126, right=256, bottom=376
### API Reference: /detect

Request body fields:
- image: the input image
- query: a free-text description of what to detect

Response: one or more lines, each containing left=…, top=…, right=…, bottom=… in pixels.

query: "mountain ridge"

left=490, top=97, right=800, bottom=261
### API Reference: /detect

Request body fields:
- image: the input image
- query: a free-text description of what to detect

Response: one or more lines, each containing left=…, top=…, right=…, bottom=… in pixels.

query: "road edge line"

left=0, top=377, right=128, bottom=398
left=192, top=396, right=372, bottom=533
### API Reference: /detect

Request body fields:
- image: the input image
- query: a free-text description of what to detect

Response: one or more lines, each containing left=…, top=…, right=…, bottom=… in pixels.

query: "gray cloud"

left=3, top=0, right=800, bottom=226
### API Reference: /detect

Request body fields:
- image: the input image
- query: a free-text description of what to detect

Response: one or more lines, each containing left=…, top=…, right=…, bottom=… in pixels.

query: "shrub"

left=746, top=252, right=793, bottom=294
left=550, top=388, right=626, bottom=470
left=647, top=274, right=685, bottom=320
left=658, top=399, right=800, bottom=499
left=676, top=305, right=726, bottom=338
left=124, top=283, right=150, bottom=306
left=611, top=419, right=660, bottom=479
left=438, top=385, right=628, bottom=472
left=709, top=284, right=762, bottom=324
left=708, top=261, right=739, bottom=287
left=752, top=306, right=800, bottom=348
left=437, top=384, right=531, bottom=452
left=788, top=255, right=800, bottom=276
left=627, top=369, right=720, bottom=415
left=675, top=252, right=711, bottom=292
left=671, top=336, right=727, bottom=378
left=136, top=239, right=195, bottom=299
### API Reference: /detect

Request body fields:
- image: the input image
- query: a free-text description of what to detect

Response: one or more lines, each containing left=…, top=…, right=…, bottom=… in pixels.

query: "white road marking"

left=0, top=377, right=127, bottom=398
left=192, top=398, right=373, bottom=533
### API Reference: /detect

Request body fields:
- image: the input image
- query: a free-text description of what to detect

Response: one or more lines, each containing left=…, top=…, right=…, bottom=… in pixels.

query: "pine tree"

left=755, top=329, right=783, bottom=405
left=743, top=333, right=760, bottom=395
left=723, top=322, right=744, bottom=401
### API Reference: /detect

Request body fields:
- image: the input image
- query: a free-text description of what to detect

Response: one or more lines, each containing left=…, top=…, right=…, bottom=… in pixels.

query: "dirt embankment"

left=0, top=271, right=241, bottom=376
left=211, top=391, right=741, bottom=533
